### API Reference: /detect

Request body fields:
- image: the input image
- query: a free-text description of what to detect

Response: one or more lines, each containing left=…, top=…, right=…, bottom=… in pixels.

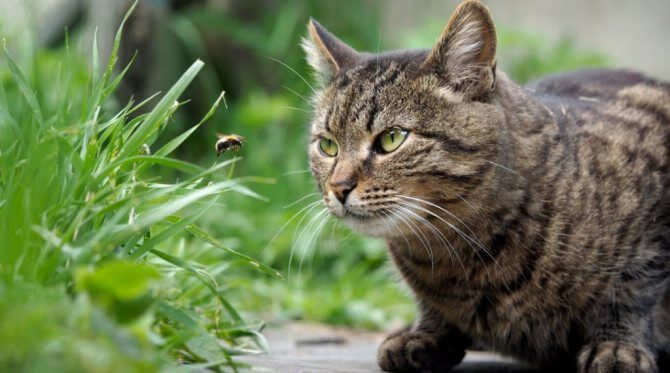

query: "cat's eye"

left=377, top=128, right=409, bottom=153
left=319, top=137, right=339, bottom=157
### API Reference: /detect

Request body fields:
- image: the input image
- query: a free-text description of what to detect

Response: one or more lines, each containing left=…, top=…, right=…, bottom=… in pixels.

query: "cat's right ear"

left=302, top=19, right=360, bottom=84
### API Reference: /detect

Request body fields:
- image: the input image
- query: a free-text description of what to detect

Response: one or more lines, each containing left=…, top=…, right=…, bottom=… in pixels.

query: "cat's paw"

left=377, top=327, right=465, bottom=373
left=578, top=341, right=657, bottom=373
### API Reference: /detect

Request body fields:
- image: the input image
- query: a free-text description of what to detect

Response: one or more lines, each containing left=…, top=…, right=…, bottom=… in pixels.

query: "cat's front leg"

left=577, top=306, right=658, bottom=373
left=578, top=341, right=657, bottom=373
left=377, top=304, right=470, bottom=372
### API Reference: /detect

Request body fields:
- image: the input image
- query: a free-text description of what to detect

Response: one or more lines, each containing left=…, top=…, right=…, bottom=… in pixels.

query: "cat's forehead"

left=313, top=62, right=408, bottom=141
left=333, top=61, right=402, bottom=90
left=311, top=56, right=458, bottom=138
left=335, top=50, right=428, bottom=83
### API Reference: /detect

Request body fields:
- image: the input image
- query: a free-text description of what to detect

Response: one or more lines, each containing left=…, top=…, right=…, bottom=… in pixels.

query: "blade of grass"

left=129, top=212, right=204, bottom=260
left=179, top=219, right=283, bottom=280
left=154, top=91, right=226, bottom=158
left=119, top=60, right=204, bottom=159
left=2, top=41, right=44, bottom=125
left=149, top=248, right=242, bottom=322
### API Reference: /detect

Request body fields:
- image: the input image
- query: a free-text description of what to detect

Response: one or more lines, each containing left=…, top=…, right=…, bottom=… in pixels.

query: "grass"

left=0, top=8, right=280, bottom=371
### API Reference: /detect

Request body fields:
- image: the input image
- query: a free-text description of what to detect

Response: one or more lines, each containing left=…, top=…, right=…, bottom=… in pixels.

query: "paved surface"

left=240, top=323, right=540, bottom=372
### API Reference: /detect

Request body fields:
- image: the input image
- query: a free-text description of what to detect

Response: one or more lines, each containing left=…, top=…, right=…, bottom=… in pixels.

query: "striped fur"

left=304, top=1, right=670, bottom=372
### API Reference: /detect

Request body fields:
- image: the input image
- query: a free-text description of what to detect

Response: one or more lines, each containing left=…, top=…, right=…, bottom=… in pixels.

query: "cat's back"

left=522, top=68, right=670, bottom=220
left=524, top=69, right=670, bottom=161
left=525, top=68, right=670, bottom=106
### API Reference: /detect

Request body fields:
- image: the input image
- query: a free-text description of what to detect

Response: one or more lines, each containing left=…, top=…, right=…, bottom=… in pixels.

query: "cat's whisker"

left=398, top=195, right=488, bottom=254
left=375, top=30, right=382, bottom=68
left=293, top=207, right=329, bottom=277
left=340, top=229, right=355, bottom=246
left=287, top=205, right=322, bottom=274
left=283, top=169, right=313, bottom=176
left=399, top=198, right=496, bottom=262
left=283, top=192, right=320, bottom=209
left=281, top=84, right=315, bottom=108
left=301, top=210, right=332, bottom=274
left=451, top=191, right=487, bottom=221
left=288, top=204, right=328, bottom=279
left=484, top=159, right=524, bottom=179
left=395, top=199, right=493, bottom=278
left=394, top=205, right=469, bottom=279
left=397, top=199, right=504, bottom=288
left=262, top=199, right=323, bottom=258
left=329, top=216, right=340, bottom=253
left=267, top=56, right=317, bottom=94
left=397, top=197, right=476, bottom=241
left=380, top=209, right=412, bottom=253
left=393, top=203, right=476, bottom=294
left=388, top=207, right=436, bottom=270
left=394, top=204, right=461, bottom=270
left=385, top=209, right=420, bottom=260
left=280, top=106, right=311, bottom=114
left=293, top=206, right=329, bottom=255
left=396, top=206, right=446, bottom=269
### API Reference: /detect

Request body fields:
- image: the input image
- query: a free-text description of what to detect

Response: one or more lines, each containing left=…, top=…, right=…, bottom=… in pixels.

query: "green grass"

left=0, top=9, right=280, bottom=371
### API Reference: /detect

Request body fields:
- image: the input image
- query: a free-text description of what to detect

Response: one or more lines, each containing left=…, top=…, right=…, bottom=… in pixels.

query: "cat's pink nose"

left=330, top=179, right=357, bottom=204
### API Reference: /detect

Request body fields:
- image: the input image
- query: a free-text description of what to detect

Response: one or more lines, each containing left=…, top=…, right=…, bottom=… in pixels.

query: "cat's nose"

left=330, top=179, right=357, bottom=204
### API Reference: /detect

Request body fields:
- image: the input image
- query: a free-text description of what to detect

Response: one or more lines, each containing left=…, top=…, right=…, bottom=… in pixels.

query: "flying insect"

left=215, top=133, right=245, bottom=156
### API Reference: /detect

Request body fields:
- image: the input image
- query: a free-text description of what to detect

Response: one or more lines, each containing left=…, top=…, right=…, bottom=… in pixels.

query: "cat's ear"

left=423, top=0, right=497, bottom=98
left=302, top=18, right=360, bottom=84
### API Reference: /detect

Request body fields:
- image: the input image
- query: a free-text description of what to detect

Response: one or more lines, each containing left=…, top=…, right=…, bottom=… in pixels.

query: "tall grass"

left=0, top=7, right=279, bottom=371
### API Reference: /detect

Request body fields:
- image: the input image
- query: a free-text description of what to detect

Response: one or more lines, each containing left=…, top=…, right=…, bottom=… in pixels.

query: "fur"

left=304, top=1, right=670, bottom=372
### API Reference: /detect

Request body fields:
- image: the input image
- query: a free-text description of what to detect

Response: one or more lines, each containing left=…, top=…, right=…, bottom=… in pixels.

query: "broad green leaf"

left=77, top=261, right=161, bottom=301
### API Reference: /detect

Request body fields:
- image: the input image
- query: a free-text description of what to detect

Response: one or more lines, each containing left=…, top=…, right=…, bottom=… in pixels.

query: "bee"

left=215, top=133, right=245, bottom=156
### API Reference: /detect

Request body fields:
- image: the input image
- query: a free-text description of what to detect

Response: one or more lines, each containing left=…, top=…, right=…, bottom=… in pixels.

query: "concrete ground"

left=240, top=323, right=541, bottom=373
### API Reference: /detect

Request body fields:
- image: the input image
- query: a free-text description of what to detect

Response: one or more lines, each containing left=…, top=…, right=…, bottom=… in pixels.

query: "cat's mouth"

left=328, top=202, right=377, bottom=222
left=323, top=191, right=399, bottom=237
left=330, top=204, right=395, bottom=237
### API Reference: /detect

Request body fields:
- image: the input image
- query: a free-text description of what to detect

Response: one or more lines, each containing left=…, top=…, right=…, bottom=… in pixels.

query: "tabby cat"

left=302, top=1, right=670, bottom=372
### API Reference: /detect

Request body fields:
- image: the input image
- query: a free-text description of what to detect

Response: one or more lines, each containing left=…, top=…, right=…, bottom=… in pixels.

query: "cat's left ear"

left=423, top=0, right=497, bottom=98
left=302, top=19, right=360, bottom=84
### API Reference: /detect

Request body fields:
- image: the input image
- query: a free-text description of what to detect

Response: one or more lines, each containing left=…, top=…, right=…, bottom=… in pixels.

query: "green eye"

left=319, top=137, right=338, bottom=157
left=377, top=128, right=409, bottom=153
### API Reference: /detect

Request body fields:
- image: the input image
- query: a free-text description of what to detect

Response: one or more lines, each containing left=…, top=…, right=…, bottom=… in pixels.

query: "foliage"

left=0, top=9, right=279, bottom=371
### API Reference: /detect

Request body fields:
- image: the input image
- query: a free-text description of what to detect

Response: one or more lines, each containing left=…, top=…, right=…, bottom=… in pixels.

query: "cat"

left=302, top=0, right=670, bottom=372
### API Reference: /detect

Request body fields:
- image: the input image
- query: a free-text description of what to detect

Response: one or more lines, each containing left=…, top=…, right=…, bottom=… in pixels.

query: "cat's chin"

left=341, top=214, right=394, bottom=238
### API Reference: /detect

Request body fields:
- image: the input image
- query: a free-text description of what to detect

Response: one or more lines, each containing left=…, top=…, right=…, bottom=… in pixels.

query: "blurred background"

left=0, top=0, right=668, bottom=369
